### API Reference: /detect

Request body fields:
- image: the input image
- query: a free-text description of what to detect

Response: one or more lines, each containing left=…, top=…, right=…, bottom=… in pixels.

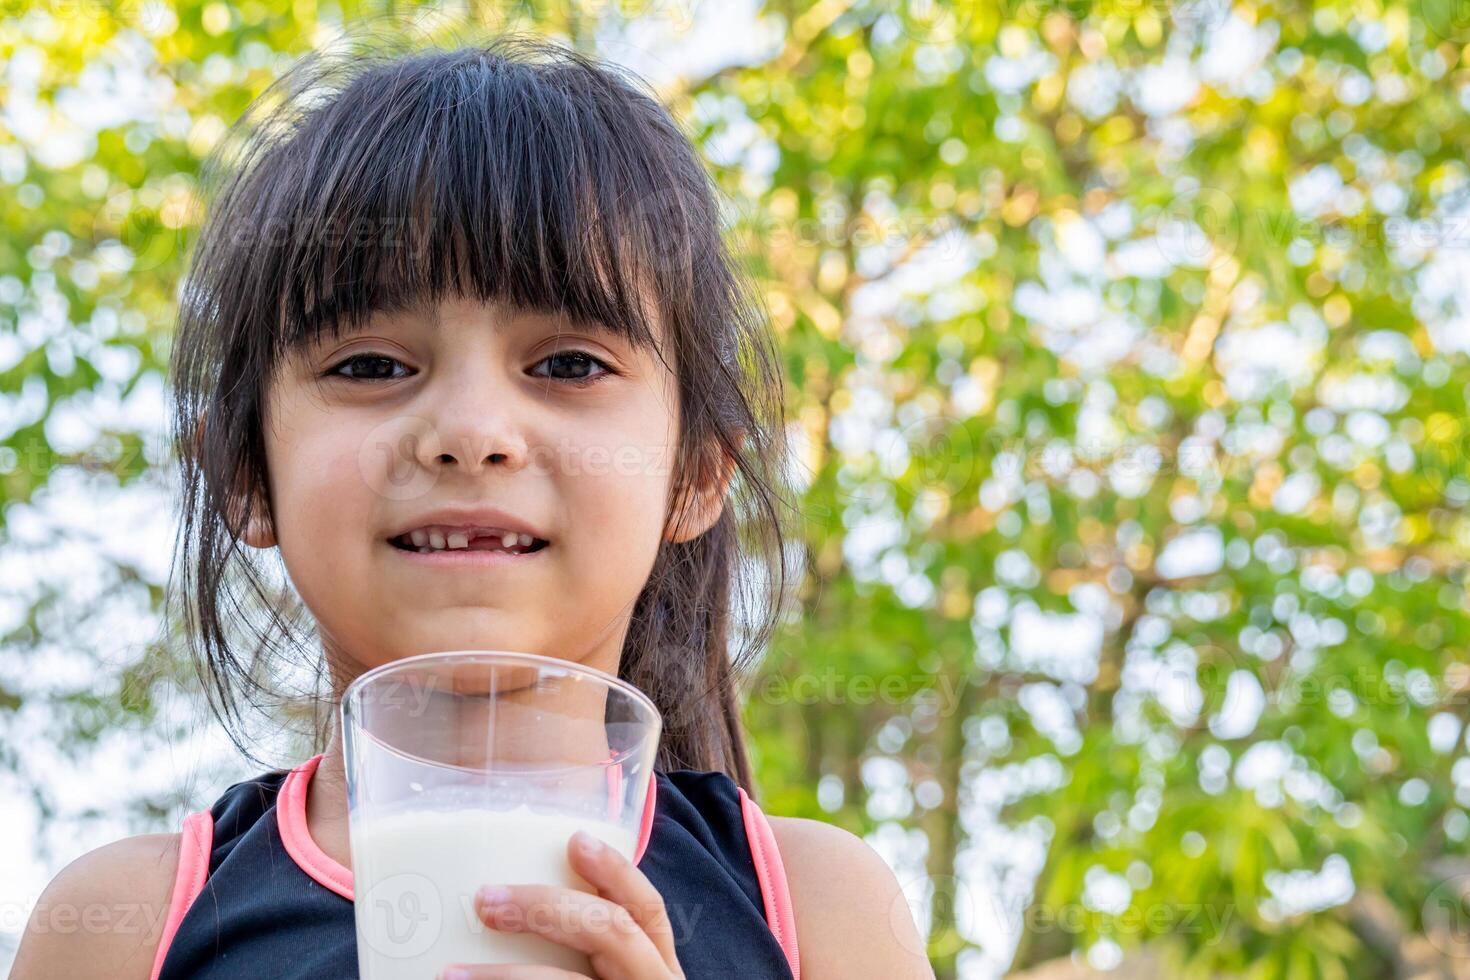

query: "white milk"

left=351, top=804, right=636, bottom=979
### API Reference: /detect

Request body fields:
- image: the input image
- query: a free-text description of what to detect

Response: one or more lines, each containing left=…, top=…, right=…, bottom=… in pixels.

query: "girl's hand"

left=437, top=829, right=686, bottom=980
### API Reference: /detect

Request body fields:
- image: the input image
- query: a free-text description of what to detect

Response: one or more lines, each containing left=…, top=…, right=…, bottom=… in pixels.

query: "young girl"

left=15, top=37, right=932, bottom=980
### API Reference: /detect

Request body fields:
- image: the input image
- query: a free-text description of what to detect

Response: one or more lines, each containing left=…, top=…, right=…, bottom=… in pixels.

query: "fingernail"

left=477, top=884, right=511, bottom=905
left=573, top=829, right=603, bottom=855
left=440, top=970, right=470, bottom=980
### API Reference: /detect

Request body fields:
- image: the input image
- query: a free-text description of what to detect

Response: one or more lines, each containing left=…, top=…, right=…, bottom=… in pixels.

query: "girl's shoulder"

left=763, top=813, right=936, bottom=980
left=11, top=830, right=182, bottom=980
left=660, top=768, right=934, bottom=979
left=11, top=768, right=289, bottom=980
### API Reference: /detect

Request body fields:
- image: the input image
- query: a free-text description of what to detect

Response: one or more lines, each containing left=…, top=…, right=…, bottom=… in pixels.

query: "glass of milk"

left=340, top=650, right=662, bottom=979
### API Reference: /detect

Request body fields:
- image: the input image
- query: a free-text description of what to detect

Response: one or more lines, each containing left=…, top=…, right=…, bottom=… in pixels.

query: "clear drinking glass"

left=340, top=651, right=662, bottom=979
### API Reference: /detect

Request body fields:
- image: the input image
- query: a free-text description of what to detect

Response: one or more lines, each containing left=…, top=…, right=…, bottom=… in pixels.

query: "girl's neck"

left=323, top=648, right=628, bottom=771
left=312, top=643, right=634, bottom=809
left=303, top=679, right=622, bottom=873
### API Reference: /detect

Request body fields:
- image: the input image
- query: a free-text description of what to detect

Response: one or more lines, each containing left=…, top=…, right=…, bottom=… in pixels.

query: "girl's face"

left=247, top=296, right=704, bottom=680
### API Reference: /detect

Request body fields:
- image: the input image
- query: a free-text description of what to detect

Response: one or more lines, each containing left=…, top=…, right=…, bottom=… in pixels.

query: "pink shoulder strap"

left=148, top=808, right=214, bottom=980
left=737, top=787, right=801, bottom=980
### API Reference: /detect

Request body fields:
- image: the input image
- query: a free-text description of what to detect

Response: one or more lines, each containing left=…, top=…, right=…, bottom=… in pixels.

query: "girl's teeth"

left=399, top=528, right=542, bottom=553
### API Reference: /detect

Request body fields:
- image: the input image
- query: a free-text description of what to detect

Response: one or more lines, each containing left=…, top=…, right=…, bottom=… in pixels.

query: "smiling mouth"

left=387, top=529, right=550, bottom=555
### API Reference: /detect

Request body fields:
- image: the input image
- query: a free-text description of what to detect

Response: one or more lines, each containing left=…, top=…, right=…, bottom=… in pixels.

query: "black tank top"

left=150, top=754, right=800, bottom=979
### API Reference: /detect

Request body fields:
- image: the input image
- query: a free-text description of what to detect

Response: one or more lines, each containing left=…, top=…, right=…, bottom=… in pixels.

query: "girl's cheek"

left=274, top=441, right=376, bottom=542
left=565, top=462, right=668, bottom=565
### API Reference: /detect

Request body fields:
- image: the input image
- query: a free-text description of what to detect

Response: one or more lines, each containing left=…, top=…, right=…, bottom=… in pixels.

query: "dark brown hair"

left=167, top=35, right=796, bottom=791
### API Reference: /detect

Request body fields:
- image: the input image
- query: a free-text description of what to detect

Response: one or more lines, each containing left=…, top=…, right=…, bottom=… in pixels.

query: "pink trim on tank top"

left=148, top=809, right=214, bottom=980
left=276, top=753, right=659, bottom=901
left=737, top=787, right=801, bottom=980
left=277, top=754, right=355, bottom=900
left=151, top=757, right=797, bottom=979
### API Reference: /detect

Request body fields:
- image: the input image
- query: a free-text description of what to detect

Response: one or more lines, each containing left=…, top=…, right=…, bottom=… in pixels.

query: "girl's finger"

left=474, top=883, right=670, bottom=980
left=566, top=830, right=681, bottom=969
left=436, top=965, right=589, bottom=980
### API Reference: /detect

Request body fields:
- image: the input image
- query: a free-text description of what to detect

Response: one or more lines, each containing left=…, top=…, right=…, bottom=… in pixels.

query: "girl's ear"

left=665, top=434, right=742, bottom=544
left=197, top=411, right=278, bottom=549
left=222, top=475, right=277, bottom=549
left=235, top=496, right=277, bottom=550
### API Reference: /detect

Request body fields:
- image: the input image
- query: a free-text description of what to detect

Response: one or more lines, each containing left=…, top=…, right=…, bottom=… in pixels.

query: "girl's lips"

left=383, top=539, right=549, bottom=566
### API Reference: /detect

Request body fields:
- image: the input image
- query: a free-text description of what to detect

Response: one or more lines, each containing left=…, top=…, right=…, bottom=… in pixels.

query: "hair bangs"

left=200, top=44, right=693, bottom=371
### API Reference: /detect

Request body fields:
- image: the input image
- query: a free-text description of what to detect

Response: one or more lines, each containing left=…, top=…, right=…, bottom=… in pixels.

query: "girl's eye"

left=530, top=350, right=614, bottom=386
left=323, top=350, right=613, bottom=385
left=325, top=353, right=410, bottom=382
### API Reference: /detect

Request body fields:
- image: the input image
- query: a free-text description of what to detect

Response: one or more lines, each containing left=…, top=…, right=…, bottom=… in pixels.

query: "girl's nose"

left=419, top=414, right=530, bottom=474
left=356, top=400, right=532, bottom=504
left=414, top=378, right=533, bottom=476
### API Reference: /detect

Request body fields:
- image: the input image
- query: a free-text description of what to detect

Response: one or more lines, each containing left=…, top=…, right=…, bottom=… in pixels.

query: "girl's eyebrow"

left=321, top=296, right=644, bottom=352
left=371, top=297, right=443, bottom=329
